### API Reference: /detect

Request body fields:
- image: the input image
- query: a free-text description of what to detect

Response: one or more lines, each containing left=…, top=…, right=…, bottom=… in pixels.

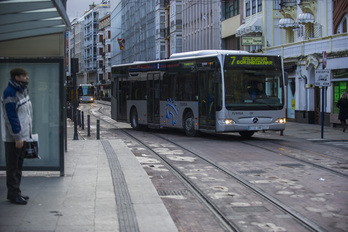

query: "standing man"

left=336, top=92, right=348, bottom=132
left=2, top=68, right=32, bottom=205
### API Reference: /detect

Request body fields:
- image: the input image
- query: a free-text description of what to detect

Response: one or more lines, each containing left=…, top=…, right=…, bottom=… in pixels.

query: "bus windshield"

left=78, top=85, right=95, bottom=96
left=224, top=69, right=284, bottom=110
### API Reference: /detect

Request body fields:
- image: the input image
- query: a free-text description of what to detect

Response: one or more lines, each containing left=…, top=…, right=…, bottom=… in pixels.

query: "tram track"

left=83, top=103, right=333, bottom=232
left=239, top=141, right=348, bottom=179
left=83, top=104, right=240, bottom=232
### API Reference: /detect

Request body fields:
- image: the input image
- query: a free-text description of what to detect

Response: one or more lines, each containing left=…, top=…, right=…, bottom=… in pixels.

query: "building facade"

left=182, top=0, right=222, bottom=51
left=164, top=0, right=183, bottom=58
left=96, top=14, right=112, bottom=99
left=69, top=1, right=110, bottom=85
left=265, top=0, right=348, bottom=126
left=221, top=0, right=242, bottom=50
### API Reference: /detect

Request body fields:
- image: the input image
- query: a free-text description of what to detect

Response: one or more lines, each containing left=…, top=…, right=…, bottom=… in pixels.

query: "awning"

left=279, top=18, right=295, bottom=28
left=297, top=13, right=315, bottom=24
left=236, top=17, right=262, bottom=37
left=236, top=24, right=246, bottom=37
left=0, top=0, right=71, bottom=42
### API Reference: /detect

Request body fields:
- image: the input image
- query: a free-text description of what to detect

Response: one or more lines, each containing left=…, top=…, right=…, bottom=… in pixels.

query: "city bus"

left=78, top=84, right=95, bottom=103
left=111, top=50, right=286, bottom=137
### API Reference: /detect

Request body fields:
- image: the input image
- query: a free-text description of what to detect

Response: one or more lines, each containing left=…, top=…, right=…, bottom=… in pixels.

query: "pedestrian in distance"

left=1, top=68, right=32, bottom=205
left=336, top=92, right=348, bottom=132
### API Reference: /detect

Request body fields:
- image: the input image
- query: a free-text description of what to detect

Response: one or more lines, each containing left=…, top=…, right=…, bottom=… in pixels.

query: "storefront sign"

left=242, top=36, right=263, bottom=46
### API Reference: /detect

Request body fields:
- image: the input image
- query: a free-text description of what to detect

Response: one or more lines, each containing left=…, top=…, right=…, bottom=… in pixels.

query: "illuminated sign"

left=242, top=36, right=263, bottom=46
left=227, top=56, right=274, bottom=66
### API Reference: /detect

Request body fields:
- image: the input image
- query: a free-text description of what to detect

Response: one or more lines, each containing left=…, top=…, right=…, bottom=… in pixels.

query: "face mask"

left=19, top=81, right=29, bottom=89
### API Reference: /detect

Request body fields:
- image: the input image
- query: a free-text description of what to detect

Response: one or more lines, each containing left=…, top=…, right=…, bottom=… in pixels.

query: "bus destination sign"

left=225, top=55, right=279, bottom=69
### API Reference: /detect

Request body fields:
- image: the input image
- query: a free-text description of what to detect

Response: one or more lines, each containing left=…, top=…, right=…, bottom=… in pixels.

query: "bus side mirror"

left=284, top=72, right=289, bottom=86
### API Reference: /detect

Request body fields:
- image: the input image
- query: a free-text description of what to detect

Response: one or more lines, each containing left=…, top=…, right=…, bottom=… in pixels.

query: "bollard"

left=77, top=110, right=81, bottom=127
left=87, top=115, right=91, bottom=136
left=96, top=119, right=100, bottom=140
left=280, top=130, right=284, bottom=136
left=81, top=111, right=84, bottom=130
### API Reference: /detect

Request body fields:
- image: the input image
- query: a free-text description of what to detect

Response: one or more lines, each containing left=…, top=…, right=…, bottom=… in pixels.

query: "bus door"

left=147, top=73, right=160, bottom=124
left=199, top=71, right=216, bottom=130
left=118, top=76, right=128, bottom=121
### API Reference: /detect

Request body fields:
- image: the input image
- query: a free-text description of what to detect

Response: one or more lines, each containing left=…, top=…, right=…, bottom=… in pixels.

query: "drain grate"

left=279, top=163, right=305, bottom=168
left=237, top=170, right=266, bottom=174
left=158, top=190, right=188, bottom=196
left=232, top=206, right=269, bottom=213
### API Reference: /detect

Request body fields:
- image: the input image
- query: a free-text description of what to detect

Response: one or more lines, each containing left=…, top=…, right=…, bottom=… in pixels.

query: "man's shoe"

left=21, top=195, right=29, bottom=200
left=9, top=196, right=27, bottom=205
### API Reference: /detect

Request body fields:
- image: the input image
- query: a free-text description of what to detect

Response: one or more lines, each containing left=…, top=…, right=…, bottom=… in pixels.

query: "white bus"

left=111, top=50, right=286, bottom=137
left=78, top=84, right=95, bottom=103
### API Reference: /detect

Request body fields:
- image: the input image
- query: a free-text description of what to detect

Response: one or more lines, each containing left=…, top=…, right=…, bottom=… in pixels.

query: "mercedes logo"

left=252, top=117, right=258, bottom=123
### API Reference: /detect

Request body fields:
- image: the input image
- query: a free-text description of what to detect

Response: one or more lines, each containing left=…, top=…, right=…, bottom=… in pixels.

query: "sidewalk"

left=280, top=121, right=347, bottom=141
left=0, top=121, right=178, bottom=232
left=0, top=120, right=346, bottom=232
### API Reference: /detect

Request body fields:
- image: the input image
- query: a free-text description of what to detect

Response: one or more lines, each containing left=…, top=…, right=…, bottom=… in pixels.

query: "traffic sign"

left=315, top=69, right=331, bottom=87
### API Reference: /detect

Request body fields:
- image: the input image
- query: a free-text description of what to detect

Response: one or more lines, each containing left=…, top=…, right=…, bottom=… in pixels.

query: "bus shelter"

left=0, top=0, right=71, bottom=176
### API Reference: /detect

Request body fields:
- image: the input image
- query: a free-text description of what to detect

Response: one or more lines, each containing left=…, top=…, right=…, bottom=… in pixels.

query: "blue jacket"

left=1, top=80, right=32, bottom=142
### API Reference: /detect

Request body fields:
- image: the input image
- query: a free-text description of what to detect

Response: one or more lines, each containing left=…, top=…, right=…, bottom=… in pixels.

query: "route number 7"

left=230, top=56, right=236, bottom=65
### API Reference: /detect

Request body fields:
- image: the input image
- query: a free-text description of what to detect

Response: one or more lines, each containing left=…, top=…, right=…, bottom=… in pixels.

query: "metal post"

left=96, top=119, right=100, bottom=140
left=321, top=87, right=325, bottom=139
left=87, top=115, right=91, bottom=136
left=81, top=111, right=84, bottom=130
left=71, top=58, right=79, bottom=140
left=72, top=72, right=78, bottom=140
left=77, top=110, right=81, bottom=127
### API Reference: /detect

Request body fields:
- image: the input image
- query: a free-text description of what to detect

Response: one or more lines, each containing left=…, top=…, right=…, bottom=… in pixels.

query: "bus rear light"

left=275, top=118, right=286, bottom=124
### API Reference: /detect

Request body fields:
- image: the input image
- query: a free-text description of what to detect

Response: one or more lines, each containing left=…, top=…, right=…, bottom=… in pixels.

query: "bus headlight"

left=275, top=118, right=286, bottom=124
left=218, top=119, right=235, bottom=125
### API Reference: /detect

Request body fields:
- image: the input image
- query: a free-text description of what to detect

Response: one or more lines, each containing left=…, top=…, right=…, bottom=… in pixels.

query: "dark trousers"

left=5, top=142, right=25, bottom=199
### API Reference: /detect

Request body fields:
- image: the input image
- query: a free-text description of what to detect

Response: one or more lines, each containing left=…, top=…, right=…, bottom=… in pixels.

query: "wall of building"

left=182, top=0, right=221, bottom=51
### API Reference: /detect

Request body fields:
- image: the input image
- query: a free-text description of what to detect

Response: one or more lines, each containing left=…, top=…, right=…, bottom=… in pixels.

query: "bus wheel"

left=184, top=112, right=197, bottom=137
left=239, top=131, right=255, bottom=138
left=130, top=108, right=140, bottom=130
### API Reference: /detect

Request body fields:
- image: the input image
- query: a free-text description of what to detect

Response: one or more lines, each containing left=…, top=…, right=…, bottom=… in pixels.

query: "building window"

left=225, top=0, right=239, bottom=19
left=246, top=0, right=251, bottom=17
left=274, top=0, right=281, bottom=10
left=258, top=0, right=262, bottom=12
left=252, top=0, right=256, bottom=14
left=333, top=69, right=348, bottom=114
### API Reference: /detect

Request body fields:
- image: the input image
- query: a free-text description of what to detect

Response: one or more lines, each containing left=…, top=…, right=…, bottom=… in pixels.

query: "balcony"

left=164, top=0, right=170, bottom=9
left=279, top=0, right=297, bottom=19
left=263, top=33, right=348, bottom=61
left=280, top=0, right=297, bottom=8
left=164, top=27, right=170, bottom=38
left=105, top=52, right=111, bottom=59
left=298, top=0, right=317, bottom=15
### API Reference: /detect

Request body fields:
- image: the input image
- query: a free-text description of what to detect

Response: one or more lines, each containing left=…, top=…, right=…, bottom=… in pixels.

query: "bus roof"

left=111, top=50, right=280, bottom=69
left=169, top=50, right=249, bottom=59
